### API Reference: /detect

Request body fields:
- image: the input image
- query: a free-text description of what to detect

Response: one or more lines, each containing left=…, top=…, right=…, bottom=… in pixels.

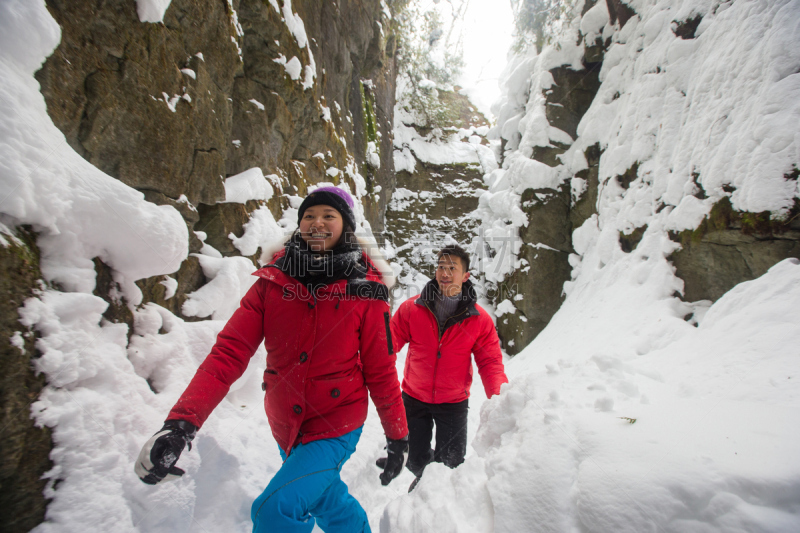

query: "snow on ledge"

left=136, top=0, right=172, bottom=23
left=393, top=123, right=498, bottom=173
left=222, top=168, right=275, bottom=203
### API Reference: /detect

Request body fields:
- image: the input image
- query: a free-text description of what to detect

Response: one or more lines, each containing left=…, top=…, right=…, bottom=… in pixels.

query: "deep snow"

left=0, top=0, right=798, bottom=532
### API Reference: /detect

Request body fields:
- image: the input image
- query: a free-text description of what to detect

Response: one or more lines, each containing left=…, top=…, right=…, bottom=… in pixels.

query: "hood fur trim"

left=258, top=232, right=293, bottom=266
left=356, top=234, right=396, bottom=289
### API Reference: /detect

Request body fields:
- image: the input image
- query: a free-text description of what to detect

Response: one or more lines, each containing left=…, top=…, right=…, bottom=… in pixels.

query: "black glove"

left=378, top=435, right=408, bottom=486
left=135, top=420, right=197, bottom=485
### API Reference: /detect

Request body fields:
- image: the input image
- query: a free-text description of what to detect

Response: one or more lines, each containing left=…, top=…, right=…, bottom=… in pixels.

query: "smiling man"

left=383, top=244, right=508, bottom=490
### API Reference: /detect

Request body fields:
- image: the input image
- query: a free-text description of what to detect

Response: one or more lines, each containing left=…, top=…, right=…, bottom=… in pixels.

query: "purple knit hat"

left=297, top=186, right=357, bottom=231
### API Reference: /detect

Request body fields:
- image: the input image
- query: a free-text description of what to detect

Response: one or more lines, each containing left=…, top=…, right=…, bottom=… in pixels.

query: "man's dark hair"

left=437, top=245, right=470, bottom=272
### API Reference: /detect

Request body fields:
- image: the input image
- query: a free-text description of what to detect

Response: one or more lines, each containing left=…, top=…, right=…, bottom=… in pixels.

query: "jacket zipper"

left=422, top=301, right=468, bottom=402
left=421, top=301, right=440, bottom=402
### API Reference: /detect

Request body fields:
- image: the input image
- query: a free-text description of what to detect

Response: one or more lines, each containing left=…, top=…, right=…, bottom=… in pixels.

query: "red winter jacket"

left=167, top=249, right=408, bottom=454
left=391, top=279, right=508, bottom=404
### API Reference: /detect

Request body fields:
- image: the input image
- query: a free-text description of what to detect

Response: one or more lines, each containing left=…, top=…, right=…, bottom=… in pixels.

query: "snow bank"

left=381, top=255, right=800, bottom=532
left=578, top=0, right=800, bottom=217
left=381, top=0, right=800, bottom=531
left=222, top=167, right=275, bottom=204
left=181, top=254, right=258, bottom=321
left=229, top=206, right=287, bottom=259
left=0, top=0, right=187, bottom=297
left=21, top=287, right=274, bottom=533
left=0, top=4, right=269, bottom=532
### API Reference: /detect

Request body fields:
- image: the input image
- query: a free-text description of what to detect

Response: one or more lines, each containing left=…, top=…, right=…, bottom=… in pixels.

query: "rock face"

left=670, top=196, right=800, bottom=302
left=8, top=0, right=402, bottom=528
left=386, top=90, right=490, bottom=283
left=35, top=0, right=400, bottom=310
left=387, top=160, right=487, bottom=279
left=496, top=61, right=603, bottom=354
left=0, top=228, right=52, bottom=533
left=491, top=0, right=611, bottom=354
left=36, top=0, right=236, bottom=206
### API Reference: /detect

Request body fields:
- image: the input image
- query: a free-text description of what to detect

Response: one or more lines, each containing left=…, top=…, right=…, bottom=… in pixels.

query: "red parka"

left=391, top=279, right=508, bottom=404
left=167, top=249, right=408, bottom=454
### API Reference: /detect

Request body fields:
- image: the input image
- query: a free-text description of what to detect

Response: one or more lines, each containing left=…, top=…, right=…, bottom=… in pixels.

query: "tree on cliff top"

left=394, top=0, right=467, bottom=130
left=510, top=0, right=579, bottom=52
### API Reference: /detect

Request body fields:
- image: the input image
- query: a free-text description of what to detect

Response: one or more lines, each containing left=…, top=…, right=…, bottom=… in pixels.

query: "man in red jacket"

left=388, top=244, right=508, bottom=487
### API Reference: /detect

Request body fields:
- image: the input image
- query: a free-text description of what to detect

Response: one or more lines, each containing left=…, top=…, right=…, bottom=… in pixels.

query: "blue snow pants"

left=251, top=426, right=371, bottom=533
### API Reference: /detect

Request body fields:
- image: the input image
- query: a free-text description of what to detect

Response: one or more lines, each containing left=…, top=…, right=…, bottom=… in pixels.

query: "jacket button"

left=293, top=405, right=302, bottom=414
left=331, top=389, right=340, bottom=398
left=437, top=351, right=442, bottom=359
left=299, top=352, right=308, bottom=363
left=261, top=382, right=267, bottom=391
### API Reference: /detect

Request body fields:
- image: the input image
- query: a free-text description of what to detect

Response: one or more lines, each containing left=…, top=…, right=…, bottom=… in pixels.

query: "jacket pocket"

left=306, top=370, right=365, bottom=416
left=262, top=369, right=290, bottom=425
left=263, top=369, right=280, bottom=395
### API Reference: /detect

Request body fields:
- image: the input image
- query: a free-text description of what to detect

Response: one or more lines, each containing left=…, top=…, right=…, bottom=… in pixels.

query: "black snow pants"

left=402, top=391, right=469, bottom=477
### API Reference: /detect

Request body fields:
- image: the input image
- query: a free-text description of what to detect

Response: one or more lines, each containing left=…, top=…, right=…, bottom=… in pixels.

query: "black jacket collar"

left=415, top=279, right=479, bottom=333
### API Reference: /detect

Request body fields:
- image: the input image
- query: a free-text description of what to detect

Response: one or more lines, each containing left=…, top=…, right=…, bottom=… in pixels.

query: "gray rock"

left=570, top=143, right=601, bottom=231
left=496, top=186, right=573, bottom=353
left=543, top=65, right=602, bottom=142
left=497, top=245, right=571, bottom=352
left=135, top=256, right=207, bottom=322
left=0, top=227, right=52, bottom=533
left=35, top=0, right=401, bottom=316
left=670, top=197, right=800, bottom=302
left=385, top=91, right=491, bottom=280
left=37, top=0, right=236, bottom=206
left=496, top=63, right=602, bottom=355
left=387, top=162, right=487, bottom=279
left=196, top=200, right=263, bottom=260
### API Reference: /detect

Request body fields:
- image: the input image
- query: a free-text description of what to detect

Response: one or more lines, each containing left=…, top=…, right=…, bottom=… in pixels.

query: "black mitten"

left=135, top=419, right=197, bottom=485
left=379, top=435, right=409, bottom=486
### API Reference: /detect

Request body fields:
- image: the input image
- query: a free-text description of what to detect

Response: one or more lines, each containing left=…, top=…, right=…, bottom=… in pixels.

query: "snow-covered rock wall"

left=478, top=0, right=800, bottom=354
left=387, top=89, right=498, bottom=283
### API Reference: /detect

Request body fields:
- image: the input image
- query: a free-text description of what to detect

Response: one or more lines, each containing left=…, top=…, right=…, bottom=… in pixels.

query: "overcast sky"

left=455, top=0, right=515, bottom=121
